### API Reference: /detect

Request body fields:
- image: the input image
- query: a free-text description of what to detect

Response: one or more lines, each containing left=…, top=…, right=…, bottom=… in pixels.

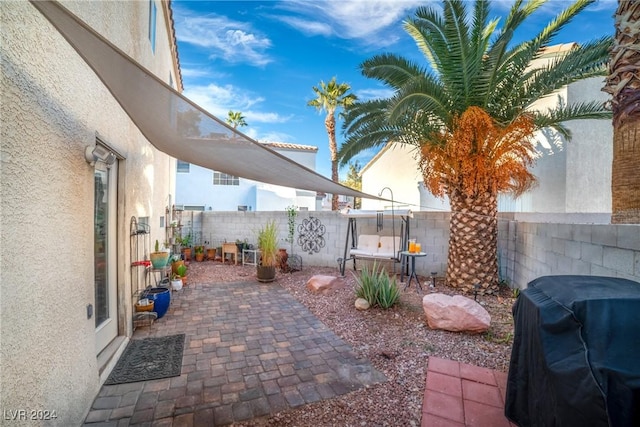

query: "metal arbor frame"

left=338, top=209, right=412, bottom=276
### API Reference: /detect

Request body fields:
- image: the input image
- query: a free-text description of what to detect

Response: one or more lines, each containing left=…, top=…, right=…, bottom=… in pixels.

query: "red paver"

left=462, top=379, right=503, bottom=407
left=423, top=390, right=465, bottom=423
left=428, top=357, right=461, bottom=377
left=460, top=363, right=497, bottom=385
left=423, top=357, right=512, bottom=427
left=426, top=371, right=462, bottom=397
left=421, top=413, right=465, bottom=427
left=463, top=400, right=511, bottom=427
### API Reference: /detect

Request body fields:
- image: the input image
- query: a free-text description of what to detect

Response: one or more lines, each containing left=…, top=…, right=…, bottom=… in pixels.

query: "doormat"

left=104, top=334, right=185, bottom=385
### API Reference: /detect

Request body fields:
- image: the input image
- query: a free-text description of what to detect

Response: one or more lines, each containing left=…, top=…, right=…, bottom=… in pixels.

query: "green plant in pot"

left=150, top=239, right=169, bottom=268
left=170, top=273, right=183, bottom=291
left=179, top=233, right=193, bottom=261
left=176, top=264, right=188, bottom=286
left=256, top=220, right=279, bottom=282
left=194, top=245, right=205, bottom=262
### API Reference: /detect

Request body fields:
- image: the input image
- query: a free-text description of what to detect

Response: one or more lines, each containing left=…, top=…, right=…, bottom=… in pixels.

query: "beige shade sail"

left=30, top=0, right=383, bottom=202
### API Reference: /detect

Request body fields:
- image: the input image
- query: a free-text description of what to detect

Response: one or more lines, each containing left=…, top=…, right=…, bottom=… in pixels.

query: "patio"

left=84, top=263, right=513, bottom=426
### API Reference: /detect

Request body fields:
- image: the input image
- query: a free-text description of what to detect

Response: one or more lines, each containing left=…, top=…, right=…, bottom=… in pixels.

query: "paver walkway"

left=84, top=281, right=385, bottom=426
left=422, top=357, right=515, bottom=427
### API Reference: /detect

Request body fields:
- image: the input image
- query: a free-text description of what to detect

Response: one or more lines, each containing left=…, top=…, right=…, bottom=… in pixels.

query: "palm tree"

left=308, top=77, right=357, bottom=210
left=340, top=0, right=612, bottom=293
left=226, top=110, right=247, bottom=130
left=604, top=1, right=640, bottom=224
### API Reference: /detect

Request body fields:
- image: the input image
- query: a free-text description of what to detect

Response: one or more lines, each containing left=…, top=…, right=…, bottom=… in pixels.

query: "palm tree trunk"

left=325, top=112, right=339, bottom=210
left=607, top=1, right=640, bottom=224
left=446, top=188, right=499, bottom=294
left=612, top=123, right=640, bottom=223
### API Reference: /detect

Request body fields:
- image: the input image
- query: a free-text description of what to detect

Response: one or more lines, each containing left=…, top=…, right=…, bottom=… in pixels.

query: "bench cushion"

left=379, top=236, right=400, bottom=256
left=350, top=235, right=400, bottom=259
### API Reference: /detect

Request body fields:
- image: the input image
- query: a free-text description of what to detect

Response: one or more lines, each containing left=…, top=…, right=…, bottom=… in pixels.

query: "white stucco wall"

left=564, top=78, right=612, bottom=212
left=361, top=144, right=424, bottom=210
left=1, top=1, right=177, bottom=424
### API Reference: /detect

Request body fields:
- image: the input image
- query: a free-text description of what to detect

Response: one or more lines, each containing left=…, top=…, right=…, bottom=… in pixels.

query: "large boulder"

left=306, top=275, right=344, bottom=294
left=422, top=294, right=491, bottom=334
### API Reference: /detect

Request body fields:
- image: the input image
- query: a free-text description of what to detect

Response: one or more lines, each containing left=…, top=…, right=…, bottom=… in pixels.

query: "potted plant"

left=194, top=245, right=205, bottom=262
left=171, top=273, right=183, bottom=291
left=256, top=219, right=278, bottom=282
left=176, top=264, right=188, bottom=286
left=150, top=239, right=169, bottom=268
left=170, top=254, right=184, bottom=275
left=179, top=233, right=192, bottom=261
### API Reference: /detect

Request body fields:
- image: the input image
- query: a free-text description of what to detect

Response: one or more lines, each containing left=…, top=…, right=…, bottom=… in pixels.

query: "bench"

left=349, top=234, right=401, bottom=270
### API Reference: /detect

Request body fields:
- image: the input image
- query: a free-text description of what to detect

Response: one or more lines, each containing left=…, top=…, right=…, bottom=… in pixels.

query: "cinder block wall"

left=189, top=211, right=640, bottom=290
left=498, top=214, right=640, bottom=289
left=191, top=211, right=451, bottom=276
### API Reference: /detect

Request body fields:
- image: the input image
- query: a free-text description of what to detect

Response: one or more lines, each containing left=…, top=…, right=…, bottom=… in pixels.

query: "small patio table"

left=400, top=251, right=427, bottom=292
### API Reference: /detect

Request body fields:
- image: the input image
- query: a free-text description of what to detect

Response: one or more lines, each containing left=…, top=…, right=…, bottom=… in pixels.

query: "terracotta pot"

left=182, top=247, right=191, bottom=261
left=195, top=253, right=205, bottom=262
left=277, top=248, right=289, bottom=272
left=180, top=275, right=188, bottom=286
left=206, top=248, right=216, bottom=261
left=171, top=260, right=185, bottom=275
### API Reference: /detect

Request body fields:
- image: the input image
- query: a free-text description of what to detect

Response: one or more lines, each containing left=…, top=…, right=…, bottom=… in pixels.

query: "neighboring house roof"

left=261, top=142, right=318, bottom=152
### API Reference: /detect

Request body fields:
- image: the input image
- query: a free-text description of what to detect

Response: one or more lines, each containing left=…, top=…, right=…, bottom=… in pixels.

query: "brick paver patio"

left=422, top=357, right=515, bottom=427
left=84, top=281, right=386, bottom=426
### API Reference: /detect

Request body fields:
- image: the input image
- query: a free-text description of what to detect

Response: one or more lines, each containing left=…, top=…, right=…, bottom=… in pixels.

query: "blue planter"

left=144, top=287, right=171, bottom=318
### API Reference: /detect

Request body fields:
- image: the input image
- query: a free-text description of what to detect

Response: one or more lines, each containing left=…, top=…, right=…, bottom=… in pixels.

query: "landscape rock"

left=422, top=293, right=491, bottom=333
left=306, top=275, right=344, bottom=294
left=355, top=298, right=370, bottom=310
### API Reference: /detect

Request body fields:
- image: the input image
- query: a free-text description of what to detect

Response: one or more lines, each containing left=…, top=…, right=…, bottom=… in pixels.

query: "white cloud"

left=274, top=16, right=333, bottom=37
left=173, top=6, right=272, bottom=67
left=183, top=83, right=290, bottom=125
left=356, top=87, right=395, bottom=101
left=271, top=0, right=423, bottom=46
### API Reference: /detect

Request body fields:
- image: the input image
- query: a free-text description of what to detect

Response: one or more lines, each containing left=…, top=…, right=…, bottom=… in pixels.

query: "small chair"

left=222, top=242, right=238, bottom=265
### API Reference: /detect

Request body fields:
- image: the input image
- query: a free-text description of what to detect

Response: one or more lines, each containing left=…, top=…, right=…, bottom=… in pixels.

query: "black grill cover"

left=505, top=275, right=640, bottom=427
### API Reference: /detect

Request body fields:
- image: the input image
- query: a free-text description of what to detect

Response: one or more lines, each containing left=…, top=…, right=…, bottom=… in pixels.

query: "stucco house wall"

left=1, top=1, right=179, bottom=424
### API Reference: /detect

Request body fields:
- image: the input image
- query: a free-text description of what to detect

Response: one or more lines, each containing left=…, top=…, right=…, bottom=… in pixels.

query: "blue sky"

left=171, top=0, right=616, bottom=179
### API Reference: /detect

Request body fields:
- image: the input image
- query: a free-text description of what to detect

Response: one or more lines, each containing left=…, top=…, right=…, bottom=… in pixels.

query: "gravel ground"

left=187, top=260, right=515, bottom=427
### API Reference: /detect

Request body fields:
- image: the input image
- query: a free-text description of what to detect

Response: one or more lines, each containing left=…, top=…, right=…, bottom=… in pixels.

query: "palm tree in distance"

left=226, top=110, right=247, bottom=130
left=308, top=77, right=357, bottom=210
left=604, top=1, right=640, bottom=224
left=340, top=0, right=612, bottom=293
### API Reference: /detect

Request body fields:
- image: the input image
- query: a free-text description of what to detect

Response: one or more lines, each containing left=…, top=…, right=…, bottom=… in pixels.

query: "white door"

left=94, top=159, right=118, bottom=354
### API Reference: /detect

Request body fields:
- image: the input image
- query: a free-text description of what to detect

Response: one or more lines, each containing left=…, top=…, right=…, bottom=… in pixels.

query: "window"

left=237, top=206, right=248, bottom=212
left=148, top=0, right=157, bottom=54
left=213, top=171, right=239, bottom=186
left=177, top=160, right=190, bottom=173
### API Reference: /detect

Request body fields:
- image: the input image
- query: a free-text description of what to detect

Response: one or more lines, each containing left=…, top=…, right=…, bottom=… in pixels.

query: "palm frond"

left=530, top=101, right=612, bottom=139
left=405, top=6, right=447, bottom=74
left=360, top=54, right=427, bottom=89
